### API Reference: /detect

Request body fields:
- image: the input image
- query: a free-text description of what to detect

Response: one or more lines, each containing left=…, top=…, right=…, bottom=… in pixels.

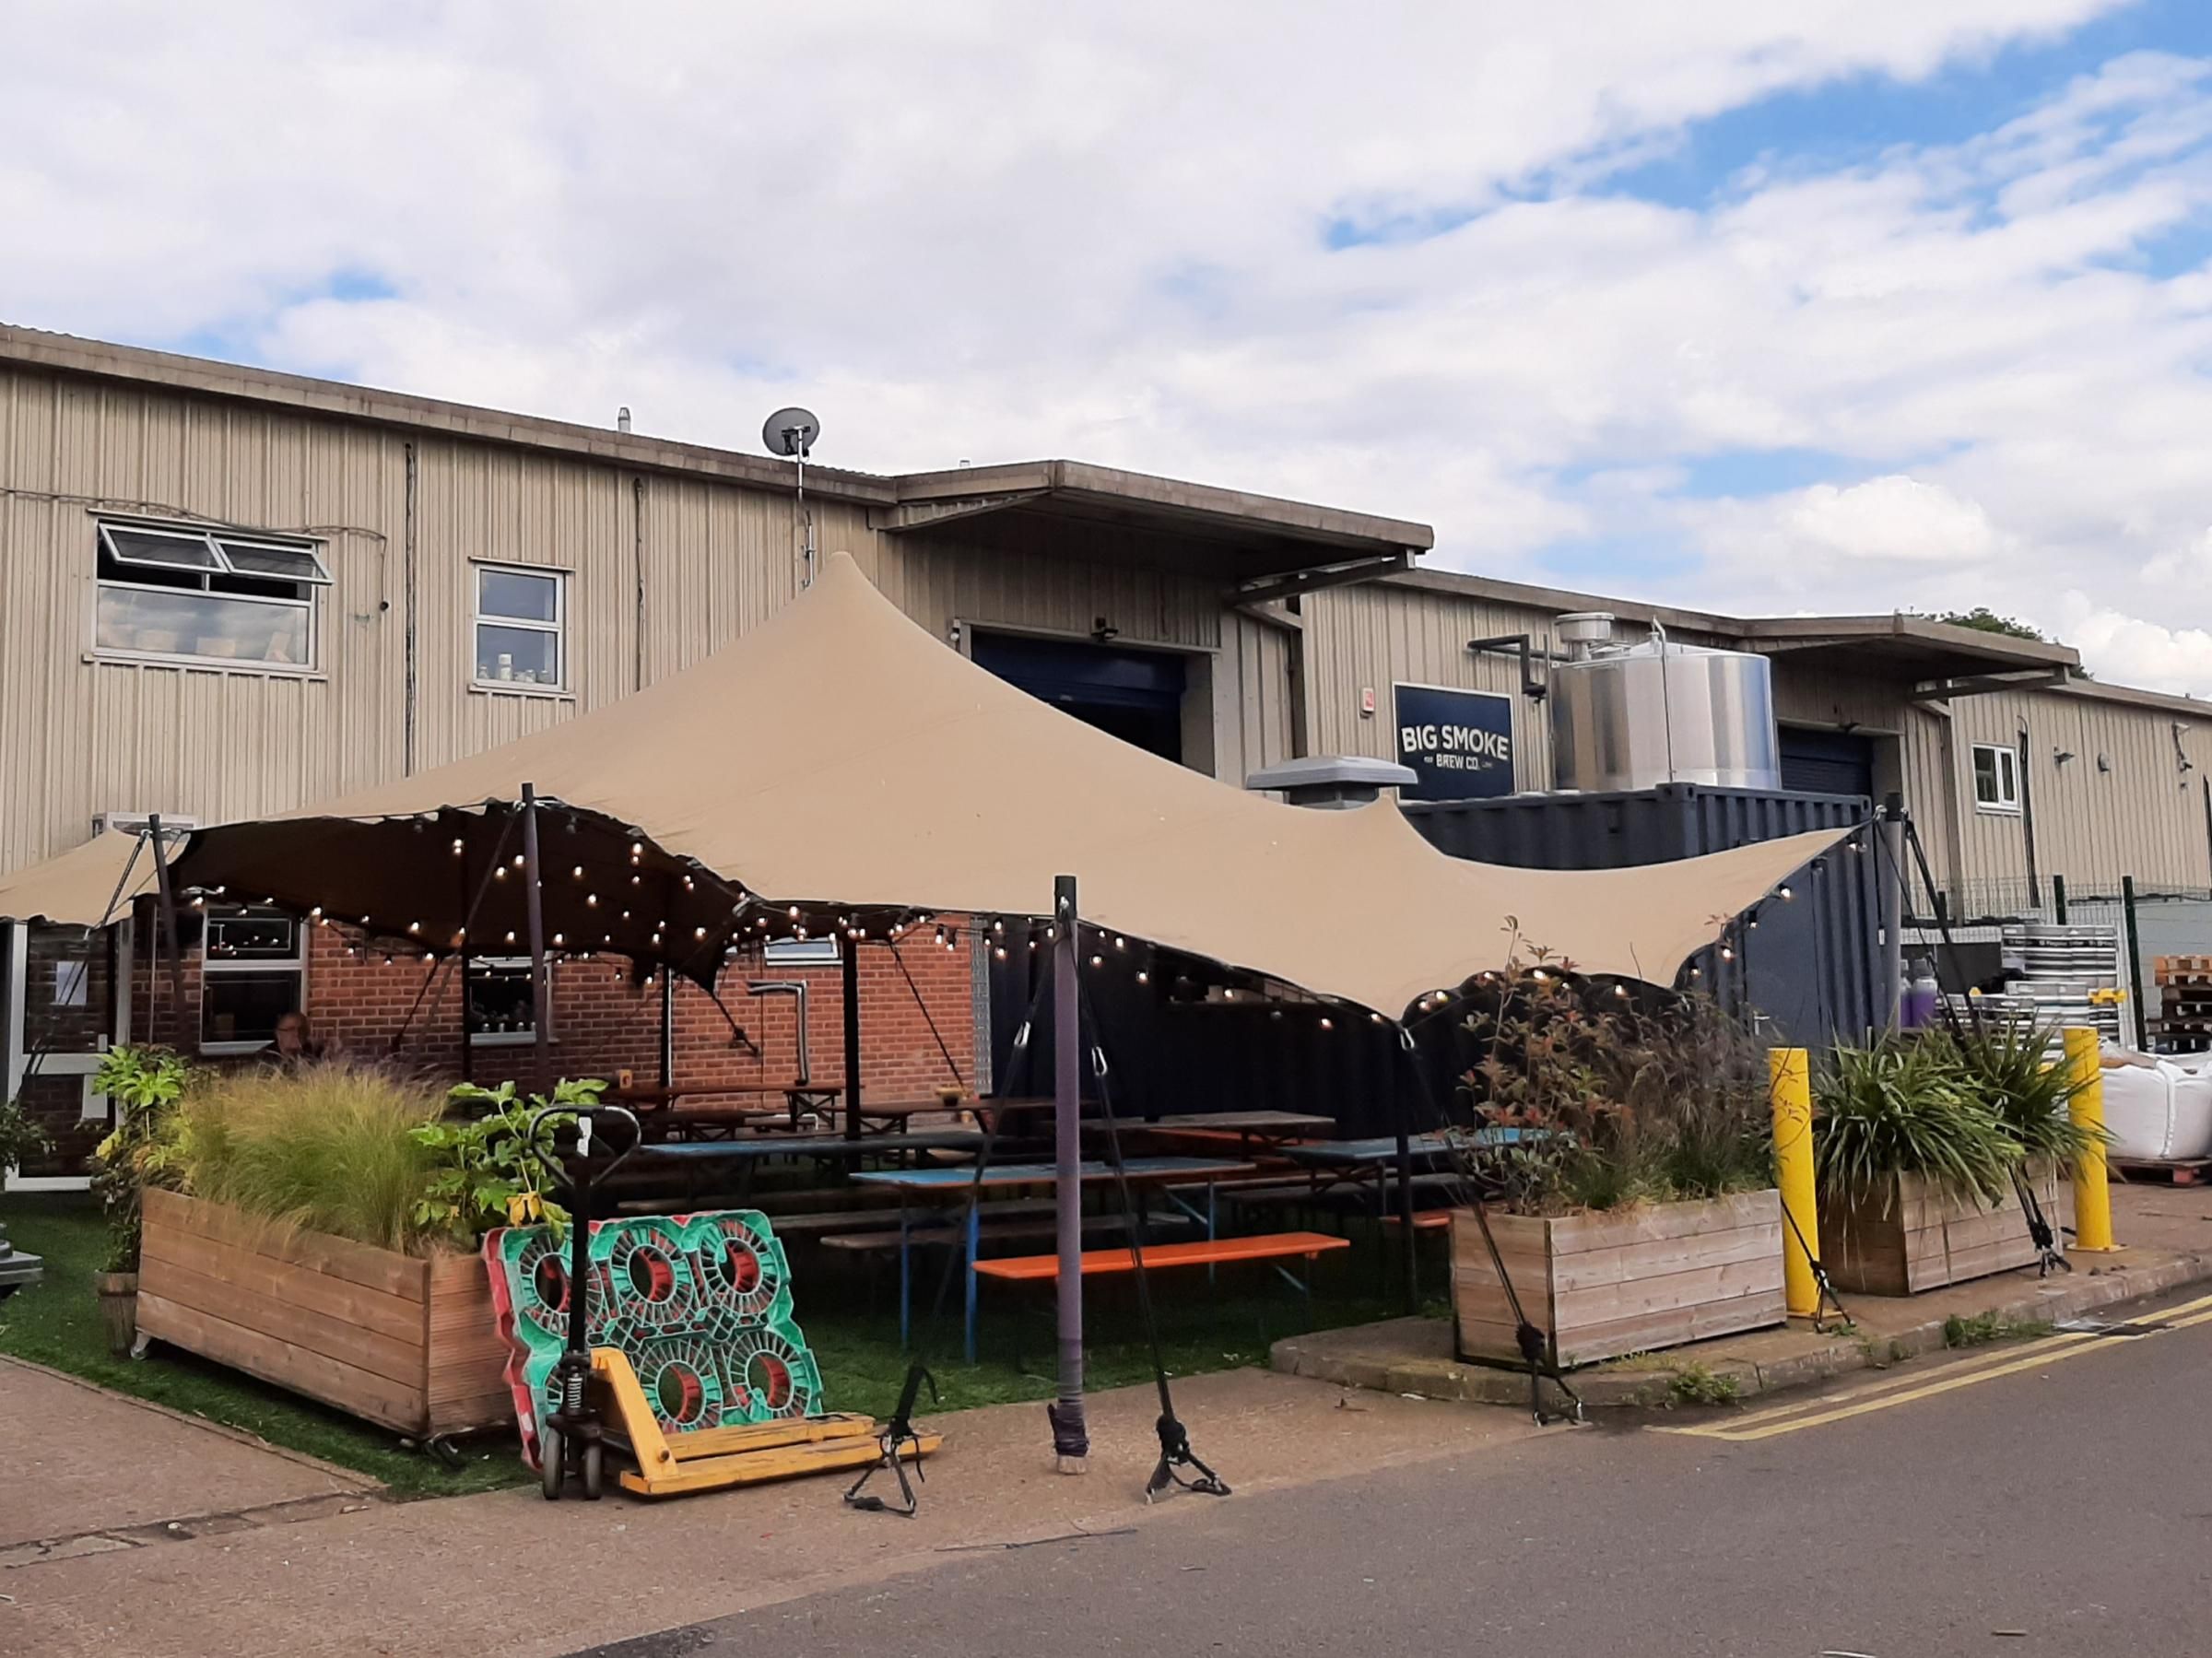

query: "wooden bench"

left=971, top=1231, right=1349, bottom=1282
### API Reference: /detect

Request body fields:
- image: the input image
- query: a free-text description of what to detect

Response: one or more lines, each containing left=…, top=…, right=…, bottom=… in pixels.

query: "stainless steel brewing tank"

left=1549, top=638, right=1782, bottom=792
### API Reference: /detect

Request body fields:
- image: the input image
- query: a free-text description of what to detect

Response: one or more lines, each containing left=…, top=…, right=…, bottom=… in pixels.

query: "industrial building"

left=4, top=324, right=2209, bottom=1178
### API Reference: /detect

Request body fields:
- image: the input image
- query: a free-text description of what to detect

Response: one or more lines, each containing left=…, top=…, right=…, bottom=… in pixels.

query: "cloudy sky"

left=7, top=3, right=2212, bottom=688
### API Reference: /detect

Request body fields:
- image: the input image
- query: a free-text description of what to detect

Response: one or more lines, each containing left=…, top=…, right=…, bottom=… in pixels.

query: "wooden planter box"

left=1818, top=1163, right=2074, bottom=1297
left=137, top=1188, right=510, bottom=1438
left=1450, top=1190, right=1785, bottom=1369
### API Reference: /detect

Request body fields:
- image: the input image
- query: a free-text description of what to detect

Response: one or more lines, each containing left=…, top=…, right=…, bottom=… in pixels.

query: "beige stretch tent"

left=0, top=829, right=178, bottom=928
left=29, top=553, right=1847, bottom=1015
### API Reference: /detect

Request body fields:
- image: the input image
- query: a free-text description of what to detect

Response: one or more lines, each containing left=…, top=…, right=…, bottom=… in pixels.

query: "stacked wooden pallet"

left=2152, top=956, right=2212, bottom=1052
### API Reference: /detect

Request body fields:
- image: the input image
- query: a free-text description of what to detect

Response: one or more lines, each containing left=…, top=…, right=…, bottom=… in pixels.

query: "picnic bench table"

left=851, top=1155, right=1255, bottom=1361
left=1128, top=1110, right=1335, bottom=1150
left=617, top=1080, right=842, bottom=1132
left=629, top=1128, right=986, bottom=1202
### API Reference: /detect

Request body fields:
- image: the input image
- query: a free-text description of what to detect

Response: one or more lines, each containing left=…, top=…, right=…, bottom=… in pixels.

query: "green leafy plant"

left=88, top=1045, right=193, bottom=1271
left=1813, top=1035, right=2021, bottom=1217
left=1948, top=1020, right=2105, bottom=1170
left=412, top=1077, right=606, bottom=1244
left=1665, top=1362, right=1742, bottom=1405
left=178, top=1064, right=445, bottom=1254
left=0, top=1096, right=54, bottom=1189
left=1943, top=1311, right=2052, bottom=1349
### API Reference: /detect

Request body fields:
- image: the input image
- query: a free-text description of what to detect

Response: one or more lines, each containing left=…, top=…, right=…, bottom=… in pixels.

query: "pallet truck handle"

left=524, top=1100, right=644, bottom=1195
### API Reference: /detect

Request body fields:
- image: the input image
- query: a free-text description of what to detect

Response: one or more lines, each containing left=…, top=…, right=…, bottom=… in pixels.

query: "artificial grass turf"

left=0, top=1191, right=1422, bottom=1499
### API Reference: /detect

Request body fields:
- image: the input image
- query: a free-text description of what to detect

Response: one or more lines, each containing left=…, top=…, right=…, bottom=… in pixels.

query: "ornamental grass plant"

left=1453, top=937, right=1774, bottom=1217
left=178, top=1063, right=447, bottom=1254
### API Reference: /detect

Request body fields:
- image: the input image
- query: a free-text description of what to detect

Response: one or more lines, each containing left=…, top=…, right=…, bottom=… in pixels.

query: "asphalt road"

left=574, top=1287, right=2212, bottom=1658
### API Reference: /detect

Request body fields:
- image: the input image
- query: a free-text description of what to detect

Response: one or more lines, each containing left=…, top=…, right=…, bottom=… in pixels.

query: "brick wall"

left=109, top=903, right=976, bottom=1105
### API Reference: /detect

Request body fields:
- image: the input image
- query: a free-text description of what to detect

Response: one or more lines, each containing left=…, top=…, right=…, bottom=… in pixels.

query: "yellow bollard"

left=2064, top=1026, right=2115, bottom=1252
left=1769, top=1047, right=1819, bottom=1317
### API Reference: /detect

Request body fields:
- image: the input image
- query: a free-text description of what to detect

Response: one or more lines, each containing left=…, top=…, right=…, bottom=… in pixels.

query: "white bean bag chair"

left=2166, top=1062, right=2212, bottom=1160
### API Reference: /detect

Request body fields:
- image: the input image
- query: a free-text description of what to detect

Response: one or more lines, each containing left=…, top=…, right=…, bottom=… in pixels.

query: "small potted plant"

left=87, top=1046, right=191, bottom=1356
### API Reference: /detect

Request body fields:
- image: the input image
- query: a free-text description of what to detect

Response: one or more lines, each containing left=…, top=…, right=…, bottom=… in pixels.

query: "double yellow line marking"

left=1661, top=1289, right=2212, bottom=1441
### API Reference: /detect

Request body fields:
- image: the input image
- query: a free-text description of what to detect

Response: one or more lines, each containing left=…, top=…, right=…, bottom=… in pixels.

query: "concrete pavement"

left=0, top=1365, right=1546, bottom=1657
left=0, top=1358, right=370, bottom=1570
left=584, top=1279, right=2212, bottom=1658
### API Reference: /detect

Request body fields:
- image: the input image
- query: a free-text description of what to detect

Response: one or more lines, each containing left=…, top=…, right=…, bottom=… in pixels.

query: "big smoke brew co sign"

left=1392, top=682, right=1515, bottom=802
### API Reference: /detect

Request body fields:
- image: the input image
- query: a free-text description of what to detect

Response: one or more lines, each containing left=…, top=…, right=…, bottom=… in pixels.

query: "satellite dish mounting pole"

left=762, top=407, right=822, bottom=591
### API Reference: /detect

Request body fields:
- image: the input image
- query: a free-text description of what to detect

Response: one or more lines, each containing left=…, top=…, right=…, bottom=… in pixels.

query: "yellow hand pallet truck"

left=592, top=1348, right=941, bottom=1499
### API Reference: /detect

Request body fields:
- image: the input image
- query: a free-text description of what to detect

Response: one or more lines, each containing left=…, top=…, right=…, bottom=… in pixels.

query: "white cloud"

left=17, top=3, right=2212, bottom=689
left=2058, top=592, right=2212, bottom=692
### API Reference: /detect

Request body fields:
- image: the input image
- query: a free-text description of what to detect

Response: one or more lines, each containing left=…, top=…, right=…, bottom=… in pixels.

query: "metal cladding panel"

left=0, top=363, right=409, bottom=872
left=1941, top=687, right=2212, bottom=905
left=1300, top=581, right=1559, bottom=788
left=1404, top=784, right=1881, bottom=1050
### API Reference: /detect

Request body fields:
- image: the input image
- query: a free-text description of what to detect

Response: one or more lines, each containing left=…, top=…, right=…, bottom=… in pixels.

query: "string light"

left=1135, top=970, right=1148, bottom=984
left=1089, top=954, right=1103, bottom=968
left=694, top=925, right=708, bottom=939
left=452, top=839, right=465, bottom=856
left=1777, top=885, right=1794, bottom=900
left=512, top=854, right=525, bottom=869
left=309, top=906, right=322, bottom=918
left=407, top=921, right=421, bottom=934
left=572, top=864, right=583, bottom=879
left=994, top=947, right=1008, bottom=960
left=631, top=841, right=643, bottom=858
left=551, top=933, right=564, bottom=947
left=494, top=866, right=508, bottom=880
left=1319, top=1017, right=1334, bottom=1031
left=587, top=893, right=599, bottom=906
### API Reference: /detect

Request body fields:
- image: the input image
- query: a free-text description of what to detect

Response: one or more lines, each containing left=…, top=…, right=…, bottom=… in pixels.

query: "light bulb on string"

left=452, top=839, right=465, bottom=856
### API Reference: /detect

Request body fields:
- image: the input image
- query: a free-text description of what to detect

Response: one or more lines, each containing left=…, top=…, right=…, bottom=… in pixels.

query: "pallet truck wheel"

left=540, top=1427, right=566, bottom=1501
left=582, top=1439, right=605, bottom=1501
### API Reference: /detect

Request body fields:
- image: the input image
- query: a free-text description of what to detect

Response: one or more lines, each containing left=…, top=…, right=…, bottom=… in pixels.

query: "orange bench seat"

left=971, top=1231, right=1349, bottom=1282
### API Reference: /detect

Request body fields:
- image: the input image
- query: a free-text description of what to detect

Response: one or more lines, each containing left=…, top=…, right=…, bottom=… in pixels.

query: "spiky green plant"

left=1814, top=1036, right=2021, bottom=1214
left=1949, top=1019, right=2106, bottom=1170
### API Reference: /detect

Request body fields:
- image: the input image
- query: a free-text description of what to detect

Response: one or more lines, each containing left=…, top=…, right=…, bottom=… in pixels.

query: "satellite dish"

left=762, top=407, right=820, bottom=459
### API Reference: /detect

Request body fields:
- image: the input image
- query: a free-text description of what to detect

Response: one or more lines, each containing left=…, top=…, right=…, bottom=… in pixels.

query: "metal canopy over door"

left=970, top=632, right=1189, bottom=763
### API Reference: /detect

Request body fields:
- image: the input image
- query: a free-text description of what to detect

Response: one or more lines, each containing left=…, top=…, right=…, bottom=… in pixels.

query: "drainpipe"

left=403, top=442, right=418, bottom=775
left=2016, top=721, right=2041, bottom=912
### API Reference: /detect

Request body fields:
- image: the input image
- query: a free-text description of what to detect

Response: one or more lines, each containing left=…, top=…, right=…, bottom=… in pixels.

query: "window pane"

left=477, top=622, right=560, bottom=686
left=478, top=567, right=559, bottom=623
left=1972, top=747, right=1999, bottom=802
left=97, top=585, right=311, bottom=666
left=201, top=970, right=301, bottom=1047
left=220, top=539, right=329, bottom=585
left=206, top=910, right=300, bottom=961
left=103, top=524, right=220, bottom=571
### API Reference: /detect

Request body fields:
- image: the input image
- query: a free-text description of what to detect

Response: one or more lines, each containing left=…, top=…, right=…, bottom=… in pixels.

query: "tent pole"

left=457, top=838, right=476, bottom=1083
left=1394, top=1126, right=1418, bottom=1311
left=841, top=934, right=863, bottom=1141
left=520, top=787, right=550, bottom=1098
left=1049, top=875, right=1089, bottom=1472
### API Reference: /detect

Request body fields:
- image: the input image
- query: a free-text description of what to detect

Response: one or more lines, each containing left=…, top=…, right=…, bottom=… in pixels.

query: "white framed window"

left=201, top=906, right=305, bottom=1053
left=465, top=957, right=556, bottom=1045
left=94, top=519, right=329, bottom=673
left=765, top=936, right=841, bottom=967
left=473, top=564, right=567, bottom=690
left=1971, top=743, right=2021, bottom=814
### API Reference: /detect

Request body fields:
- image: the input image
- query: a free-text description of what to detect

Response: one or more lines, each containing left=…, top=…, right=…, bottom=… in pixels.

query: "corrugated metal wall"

left=1935, top=686, right=2212, bottom=905
left=1301, top=579, right=1570, bottom=784
left=0, top=362, right=1302, bottom=876
left=1406, top=783, right=1881, bottom=1050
